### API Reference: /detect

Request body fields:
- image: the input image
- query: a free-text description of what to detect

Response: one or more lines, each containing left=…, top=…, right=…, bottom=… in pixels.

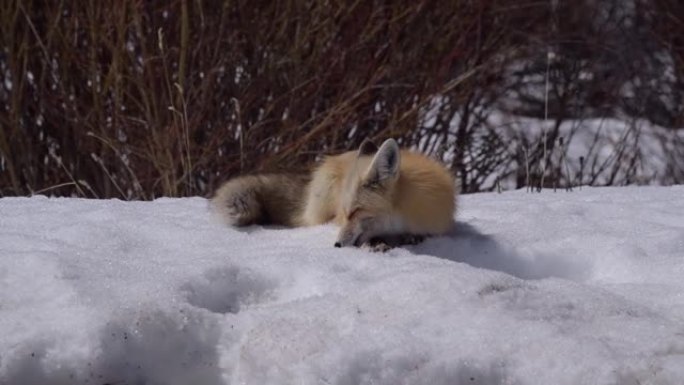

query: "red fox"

left=211, top=139, right=457, bottom=250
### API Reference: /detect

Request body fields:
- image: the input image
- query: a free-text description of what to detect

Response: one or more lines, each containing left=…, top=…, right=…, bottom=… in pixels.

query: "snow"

left=416, top=99, right=684, bottom=190
left=1, top=187, right=684, bottom=385
left=487, top=113, right=684, bottom=186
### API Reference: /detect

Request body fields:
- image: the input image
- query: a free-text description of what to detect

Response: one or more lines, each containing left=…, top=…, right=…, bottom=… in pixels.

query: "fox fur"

left=211, top=138, right=457, bottom=249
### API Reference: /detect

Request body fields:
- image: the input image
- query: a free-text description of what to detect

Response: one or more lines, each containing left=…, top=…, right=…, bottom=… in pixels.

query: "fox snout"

left=334, top=214, right=403, bottom=248
left=334, top=217, right=371, bottom=248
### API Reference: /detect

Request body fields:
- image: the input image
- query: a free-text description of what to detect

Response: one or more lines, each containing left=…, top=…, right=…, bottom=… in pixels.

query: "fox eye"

left=347, top=207, right=360, bottom=220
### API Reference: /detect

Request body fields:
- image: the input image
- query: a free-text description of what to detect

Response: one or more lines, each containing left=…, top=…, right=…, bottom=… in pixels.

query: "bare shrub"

left=0, top=0, right=682, bottom=198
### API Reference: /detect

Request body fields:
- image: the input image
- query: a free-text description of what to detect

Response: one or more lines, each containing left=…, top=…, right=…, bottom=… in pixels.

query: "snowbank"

left=1, top=187, right=683, bottom=384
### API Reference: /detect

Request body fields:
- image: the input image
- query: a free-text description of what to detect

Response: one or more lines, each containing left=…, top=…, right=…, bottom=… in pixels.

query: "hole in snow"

left=334, top=350, right=516, bottom=385
left=181, top=266, right=277, bottom=314
left=1, top=311, right=225, bottom=385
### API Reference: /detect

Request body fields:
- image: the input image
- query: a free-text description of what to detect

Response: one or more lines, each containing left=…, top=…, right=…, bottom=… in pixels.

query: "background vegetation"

left=1, top=0, right=683, bottom=198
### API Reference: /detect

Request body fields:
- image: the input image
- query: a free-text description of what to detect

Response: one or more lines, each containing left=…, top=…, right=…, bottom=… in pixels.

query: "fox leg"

left=365, top=233, right=426, bottom=252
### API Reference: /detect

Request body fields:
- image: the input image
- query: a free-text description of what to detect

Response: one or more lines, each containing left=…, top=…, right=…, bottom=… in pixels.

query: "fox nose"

left=334, top=242, right=341, bottom=248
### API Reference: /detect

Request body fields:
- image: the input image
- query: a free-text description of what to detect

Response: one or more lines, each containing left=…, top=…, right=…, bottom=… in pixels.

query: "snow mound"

left=1, top=187, right=684, bottom=385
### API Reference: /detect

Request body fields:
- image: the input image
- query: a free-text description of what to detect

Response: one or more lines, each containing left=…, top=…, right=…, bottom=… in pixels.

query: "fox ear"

left=357, top=139, right=378, bottom=156
left=365, top=139, right=400, bottom=184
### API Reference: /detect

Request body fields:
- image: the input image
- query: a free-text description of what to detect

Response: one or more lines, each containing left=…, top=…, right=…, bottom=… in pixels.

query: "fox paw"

left=401, top=234, right=425, bottom=245
left=364, top=240, right=393, bottom=253
left=365, top=234, right=425, bottom=251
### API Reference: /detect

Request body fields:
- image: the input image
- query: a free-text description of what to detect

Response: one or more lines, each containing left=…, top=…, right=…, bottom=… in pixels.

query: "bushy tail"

left=210, top=174, right=309, bottom=227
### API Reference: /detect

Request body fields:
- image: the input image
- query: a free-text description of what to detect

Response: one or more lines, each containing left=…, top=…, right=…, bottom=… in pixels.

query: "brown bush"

left=0, top=0, right=544, bottom=198
left=0, top=0, right=682, bottom=198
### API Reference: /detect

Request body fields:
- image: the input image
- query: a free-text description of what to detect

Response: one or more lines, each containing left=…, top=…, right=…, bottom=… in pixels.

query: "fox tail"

left=210, top=174, right=309, bottom=227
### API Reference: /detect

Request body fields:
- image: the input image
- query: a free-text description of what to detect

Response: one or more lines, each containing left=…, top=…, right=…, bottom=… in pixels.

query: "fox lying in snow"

left=211, top=138, right=458, bottom=250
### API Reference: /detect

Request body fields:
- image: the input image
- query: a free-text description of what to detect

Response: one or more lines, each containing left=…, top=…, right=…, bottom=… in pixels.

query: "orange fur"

left=212, top=139, right=458, bottom=247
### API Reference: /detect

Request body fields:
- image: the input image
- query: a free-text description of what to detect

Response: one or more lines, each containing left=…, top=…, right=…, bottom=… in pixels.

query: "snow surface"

left=417, top=102, right=684, bottom=190
left=1, top=187, right=684, bottom=385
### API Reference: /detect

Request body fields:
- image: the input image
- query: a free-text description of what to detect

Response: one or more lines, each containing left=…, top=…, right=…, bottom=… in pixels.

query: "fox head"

left=334, top=138, right=403, bottom=248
